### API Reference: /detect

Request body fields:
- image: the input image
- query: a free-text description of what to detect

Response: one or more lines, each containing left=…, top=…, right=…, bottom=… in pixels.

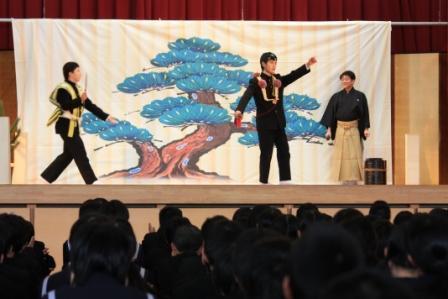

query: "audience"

left=1, top=199, right=448, bottom=299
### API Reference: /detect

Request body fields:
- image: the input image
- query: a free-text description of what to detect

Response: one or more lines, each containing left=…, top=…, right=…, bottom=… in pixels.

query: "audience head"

left=0, top=220, right=11, bottom=262
left=371, top=218, right=393, bottom=260
left=203, top=218, right=242, bottom=296
left=318, top=269, right=414, bottom=299
left=0, top=214, right=34, bottom=257
left=70, top=216, right=137, bottom=286
left=340, top=216, right=378, bottom=266
left=285, top=214, right=300, bottom=239
left=296, top=203, right=319, bottom=220
left=248, top=205, right=272, bottom=228
left=232, top=207, right=252, bottom=229
left=171, top=224, right=202, bottom=256
left=106, top=199, right=129, bottom=220
left=285, top=223, right=364, bottom=299
left=333, top=208, right=363, bottom=224
left=234, top=229, right=290, bottom=299
left=386, top=222, right=417, bottom=276
left=159, top=206, right=183, bottom=228
left=79, top=198, right=108, bottom=218
left=369, top=200, right=391, bottom=221
left=165, top=216, right=191, bottom=247
left=406, top=213, right=448, bottom=278
left=429, top=208, right=448, bottom=220
left=393, top=210, right=413, bottom=226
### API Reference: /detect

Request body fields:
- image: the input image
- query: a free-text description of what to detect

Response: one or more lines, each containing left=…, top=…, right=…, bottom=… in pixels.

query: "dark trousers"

left=41, top=134, right=97, bottom=184
left=257, top=128, right=291, bottom=184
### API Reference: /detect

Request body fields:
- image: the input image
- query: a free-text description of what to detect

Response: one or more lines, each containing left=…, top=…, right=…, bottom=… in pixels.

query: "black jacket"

left=43, top=273, right=151, bottom=299
left=236, top=64, right=310, bottom=130
left=320, top=88, right=370, bottom=140
left=55, top=81, right=109, bottom=137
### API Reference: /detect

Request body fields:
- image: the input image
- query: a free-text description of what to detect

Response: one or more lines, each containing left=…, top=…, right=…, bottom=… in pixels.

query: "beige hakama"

left=332, top=120, right=364, bottom=181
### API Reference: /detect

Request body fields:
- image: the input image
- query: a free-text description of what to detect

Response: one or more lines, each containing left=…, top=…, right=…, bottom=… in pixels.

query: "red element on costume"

left=234, top=116, right=242, bottom=128
left=274, top=79, right=282, bottom=88
left=258, top=79, right=267, bottom=89
left=253, top=72, right=260, bottom=78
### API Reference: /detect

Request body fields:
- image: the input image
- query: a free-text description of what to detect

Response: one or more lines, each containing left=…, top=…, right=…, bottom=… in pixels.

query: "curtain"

left=0, top=0, right=446, bottom=52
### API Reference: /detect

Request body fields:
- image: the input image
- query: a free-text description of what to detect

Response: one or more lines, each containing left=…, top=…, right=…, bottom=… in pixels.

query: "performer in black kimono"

left=41, top=62, right=117, bottom=184
left=235, top=52, right=317, bottom=184
left=320, top=70, right=370, bottom=184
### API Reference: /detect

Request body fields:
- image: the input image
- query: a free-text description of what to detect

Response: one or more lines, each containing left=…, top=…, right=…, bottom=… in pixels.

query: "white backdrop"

left=12, top=20, right=391, bottom=184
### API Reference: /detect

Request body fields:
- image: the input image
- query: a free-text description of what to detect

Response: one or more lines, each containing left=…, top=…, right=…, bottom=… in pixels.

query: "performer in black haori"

left=320, top=70, right=370, bottom=185
left=235, top=52, right=317, bottom=184
left=41, top=62, right=117, bottom=184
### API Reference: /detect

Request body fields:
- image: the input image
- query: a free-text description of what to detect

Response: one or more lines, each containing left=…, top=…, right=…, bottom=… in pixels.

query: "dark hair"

left=297, top=210, right=319, bottom=235
left=173, top=225, right=202, bottom=253
left=70, top=217, right=136, bottom=286
left=202, top=215, right=229, bottom=238
left=371, top=218, right=393, bottom=260
left=340, top=216, right=378, bottom=266
left=232, top=207, right=252, bottom=229
left=0, top=214, right=34, bottom=254
left=285, top=214, right=300, bottom=239
left=393, top=210, right=413, bottom=225
left=107, top=199, right=129, bottom=220
left=159, top=206, right=183, bottom=228
left=369, top=200, right=391, bottom=221
left=429, top=208, right=448, bottom=220
left=339, top=70, right=356, bottom=80
left=289, top=223, right=364, bottom=299
left=165, top=216, right=191, bottom=245
left=316, top=212, right=333, bottom=223
left=79, top=198, right=108, bottom=218
left=203, top=219, right=242, bottom=296
left=319, top=269, right=414, bottom=299
left=63, top=61, right=79, bottom=81
left=0, top=217, right=11, bottom=256
left=234, top=232, right=290, bottom=299
left=255, top=207, right=284, bottom=231
left=296, top=203, right=319, bottom=219
left=248, top=205, right=276, bottom=228
left=259, top=52, right=277, bottom=70
left=407, top=214, right=448, bottom=277
left=386, top=223, right=415, bottom=269
left=333, top=208, right=363, bottom=224
left=69, top=215, right=105, bottom=246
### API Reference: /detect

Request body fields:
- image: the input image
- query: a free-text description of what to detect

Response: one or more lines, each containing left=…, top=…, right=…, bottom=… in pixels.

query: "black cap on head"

left=260, top=52, right=277, bottom=70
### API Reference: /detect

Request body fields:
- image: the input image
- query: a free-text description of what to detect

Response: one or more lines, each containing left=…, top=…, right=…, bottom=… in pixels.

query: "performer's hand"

left=106, top=116, right=119, bottom=124
left=80, top=92, right=88, bottom=104
left=364, top=129, right=370, bottom=138
left=306, top=57, right=317, bottom=68
left=234, top=110, right=242, bottom=118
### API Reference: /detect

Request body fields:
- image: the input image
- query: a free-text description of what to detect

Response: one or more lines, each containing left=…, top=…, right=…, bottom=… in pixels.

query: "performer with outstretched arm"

left=320, top=70, right=370, bottom=184
left=235, top=52, right=317, bottom=184
left=41, top=62, right=118, bottom=184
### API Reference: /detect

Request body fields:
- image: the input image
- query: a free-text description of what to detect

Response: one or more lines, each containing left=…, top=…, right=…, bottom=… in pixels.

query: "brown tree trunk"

left=155, top=123, right=233, bottom=179
left=195, top=91, right=219, bottom=106
left=102, top=141, right=162, bottom=178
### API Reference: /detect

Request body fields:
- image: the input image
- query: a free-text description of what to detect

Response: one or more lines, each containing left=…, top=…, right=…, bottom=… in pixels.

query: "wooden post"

left=28, top=204, right=36, bottom=225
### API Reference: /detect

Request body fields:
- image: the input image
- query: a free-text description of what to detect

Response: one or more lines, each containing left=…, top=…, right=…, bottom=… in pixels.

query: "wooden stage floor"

left=1, top=184, right=447, bottom=206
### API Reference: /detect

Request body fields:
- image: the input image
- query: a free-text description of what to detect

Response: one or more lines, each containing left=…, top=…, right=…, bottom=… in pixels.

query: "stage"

left=1, top=184, right=447, bottom=206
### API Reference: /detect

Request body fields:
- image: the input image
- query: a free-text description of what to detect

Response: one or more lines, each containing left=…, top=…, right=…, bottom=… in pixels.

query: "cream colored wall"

left=394, top=54, right=440, bottom=184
